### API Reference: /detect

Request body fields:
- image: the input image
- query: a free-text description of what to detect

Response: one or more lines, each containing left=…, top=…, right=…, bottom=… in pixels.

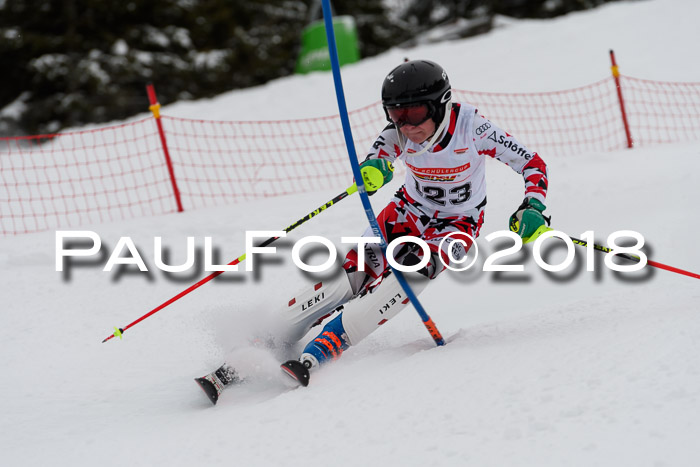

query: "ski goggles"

left=385, top=103, right=433, bottom=128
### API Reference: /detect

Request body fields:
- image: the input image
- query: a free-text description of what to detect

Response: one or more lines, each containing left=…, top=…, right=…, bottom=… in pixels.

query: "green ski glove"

left=360, top=158, right=394, bottom=195
left=509, top=198, right=551, bottom=243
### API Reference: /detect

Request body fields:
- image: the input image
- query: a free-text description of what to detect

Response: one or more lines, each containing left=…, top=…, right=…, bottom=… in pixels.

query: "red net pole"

left=609, top=50, right=634, bottom=149
left=147, top=83, right=184, bottom=212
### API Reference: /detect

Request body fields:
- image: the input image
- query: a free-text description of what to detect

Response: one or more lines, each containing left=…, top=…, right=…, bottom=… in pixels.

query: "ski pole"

left=568, top=235, right=700, bottom=280
left=102, top=184, right=359, bottom=343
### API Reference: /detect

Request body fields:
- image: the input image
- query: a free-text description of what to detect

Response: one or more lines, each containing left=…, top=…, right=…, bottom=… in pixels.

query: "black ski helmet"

left=381, top=60, right=451, bottom=125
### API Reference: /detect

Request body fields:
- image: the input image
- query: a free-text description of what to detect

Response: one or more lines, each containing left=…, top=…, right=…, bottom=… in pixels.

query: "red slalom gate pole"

left=147, top=83, right=184, bottom=212
left=609, top=50, right=634, bottom=149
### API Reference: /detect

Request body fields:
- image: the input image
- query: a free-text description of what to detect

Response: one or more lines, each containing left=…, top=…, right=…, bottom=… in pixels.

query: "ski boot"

left=280, top=311, right=351, bottom=387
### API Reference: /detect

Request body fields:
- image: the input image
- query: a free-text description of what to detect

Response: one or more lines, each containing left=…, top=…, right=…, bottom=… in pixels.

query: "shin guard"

left=277, top=273, right=354, bottom=343
left=341, top=272, right=430, bottom=346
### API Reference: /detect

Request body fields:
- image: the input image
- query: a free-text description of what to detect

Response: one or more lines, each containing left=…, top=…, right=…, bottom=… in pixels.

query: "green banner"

left=296, top=16, right=360, bottom=74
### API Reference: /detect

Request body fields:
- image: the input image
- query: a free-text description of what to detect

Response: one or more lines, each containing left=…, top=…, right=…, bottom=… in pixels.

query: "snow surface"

left=2, top=0, right=700, bottom=466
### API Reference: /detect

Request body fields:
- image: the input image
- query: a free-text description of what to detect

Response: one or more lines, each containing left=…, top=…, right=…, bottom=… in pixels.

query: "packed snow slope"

left=2, top=0, right=699, bottom=466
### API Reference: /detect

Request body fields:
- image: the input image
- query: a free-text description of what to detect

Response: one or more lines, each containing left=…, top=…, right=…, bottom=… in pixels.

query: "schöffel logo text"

left=487, top=131, right=533, bottom=160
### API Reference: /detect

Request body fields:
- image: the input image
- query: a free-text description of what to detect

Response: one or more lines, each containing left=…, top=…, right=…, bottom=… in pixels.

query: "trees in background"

left=0, top=0, right=622, bottom=136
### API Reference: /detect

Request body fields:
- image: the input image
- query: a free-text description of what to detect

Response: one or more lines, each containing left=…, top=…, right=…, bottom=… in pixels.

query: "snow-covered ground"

left=2, top=0, right=699, bottom=466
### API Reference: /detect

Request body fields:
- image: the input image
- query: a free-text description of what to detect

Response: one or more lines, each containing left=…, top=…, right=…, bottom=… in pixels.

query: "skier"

left=196, top=59, right=550, bottom=403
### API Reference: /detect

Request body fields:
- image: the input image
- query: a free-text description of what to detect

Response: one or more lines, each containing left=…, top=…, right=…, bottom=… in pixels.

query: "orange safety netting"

left=1, top=75, right=699, bottom=236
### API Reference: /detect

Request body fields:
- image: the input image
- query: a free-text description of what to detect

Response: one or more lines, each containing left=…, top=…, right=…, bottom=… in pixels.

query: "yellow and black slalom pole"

left=101, top=184, right=359, bottom=343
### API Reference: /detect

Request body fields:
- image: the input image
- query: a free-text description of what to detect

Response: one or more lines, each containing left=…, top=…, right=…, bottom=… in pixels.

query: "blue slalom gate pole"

left=319, top=0, right=445, bottom=346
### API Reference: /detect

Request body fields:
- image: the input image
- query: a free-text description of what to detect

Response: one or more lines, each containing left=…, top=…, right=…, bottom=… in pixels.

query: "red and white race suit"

left=343, top=102, right=549, bottom=292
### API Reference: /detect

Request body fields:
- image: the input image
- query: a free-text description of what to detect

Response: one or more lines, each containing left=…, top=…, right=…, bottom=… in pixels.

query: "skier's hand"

left=509, top=198, right=551, bottom=243
left=360, top=158, right=394, bottom=196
